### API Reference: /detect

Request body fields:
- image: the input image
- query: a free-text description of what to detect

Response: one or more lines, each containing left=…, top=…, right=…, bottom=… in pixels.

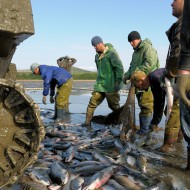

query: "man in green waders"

left=83, top=36, right=124, bottom=126
left=123, top=31, right=160, bottom=144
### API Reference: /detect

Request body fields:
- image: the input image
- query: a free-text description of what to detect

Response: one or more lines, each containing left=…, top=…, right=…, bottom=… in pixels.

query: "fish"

left=100, top=184, right=118, bottom=190
left=92, top=152, right=112, bottom=165
left=120, top=85, right=136, bottom=142
left=107, top=179, right=126, bottom=190
left=136, top=154, right=148, bottom=173
left=164, top=77, right=174, bottom=123
left=83, top=165, right=118, bottom=190
left=28, top=168, right=51, bottom=186
left=62, top=146, right=75, bottom=162
left=72, top=164, right=107, bottom=176
left=70, top=175, right=84, bottom=190
left=113, top=173, right=142, bottom=190
left=61, top=173, right=78, bottom=190
left=49, top=161, right=69, bottom=185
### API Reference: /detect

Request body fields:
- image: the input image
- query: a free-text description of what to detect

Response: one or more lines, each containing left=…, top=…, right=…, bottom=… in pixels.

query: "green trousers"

left=136, top=90, right=154, bottom=117
left=86, top=91, right=120, bottom=117
left=56, top=77, right=73, bottom=109
left=164, top=98, right=180, bottom=143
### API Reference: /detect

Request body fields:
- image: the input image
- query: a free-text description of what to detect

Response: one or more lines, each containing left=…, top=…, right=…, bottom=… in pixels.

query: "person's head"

left=91, top=36, right=105, bottom=53
left=128, top=31, right=141, bottom=49
left=30, top=63, right=40, bottom=75
left=171, top=0, right=184, bottom=18
left=130, top=70, right=150, bottom=90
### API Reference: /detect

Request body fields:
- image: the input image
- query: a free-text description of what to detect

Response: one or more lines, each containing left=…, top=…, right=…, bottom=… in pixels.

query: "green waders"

left=83, top=91, right=120, bottom=126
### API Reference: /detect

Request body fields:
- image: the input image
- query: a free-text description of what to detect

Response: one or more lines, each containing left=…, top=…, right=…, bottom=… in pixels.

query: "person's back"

left=57, top=56, right=77, bottom=73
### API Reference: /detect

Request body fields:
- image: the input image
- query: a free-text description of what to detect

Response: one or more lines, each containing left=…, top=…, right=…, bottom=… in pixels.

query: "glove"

left=42, top=96, right=46, bottom=105
left=149, top=124, right=161, bottom=132
left=177, top=74, right=190, bottom=107
left=122, top=75, right=128, bottom=84
left=50, top=96, right=55, bottom=104
left=115, top=82, right=120, bottom=92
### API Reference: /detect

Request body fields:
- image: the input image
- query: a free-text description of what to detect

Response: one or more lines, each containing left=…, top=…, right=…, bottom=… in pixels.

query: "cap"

left=128, top=31, right=141, bottom=42
left=30, top=63, right=40, bottom=73
left=91, top=36, right=103, bottom=46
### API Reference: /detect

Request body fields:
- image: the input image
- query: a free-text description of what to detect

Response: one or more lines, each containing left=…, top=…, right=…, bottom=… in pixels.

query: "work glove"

left=50, top=96, right=55, bottom=104
left=122, top=75, right=128, bottom=84
left=42, top=96, right=47, bottom=105
left=114, top=82, right=120, bottom=92
left=149, top=124, right=161, bottom=132
left=177, top=74, right=190, bottom=107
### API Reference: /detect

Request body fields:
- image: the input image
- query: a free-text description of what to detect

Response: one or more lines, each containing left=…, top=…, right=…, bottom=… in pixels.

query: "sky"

left=12, top=0, right=177, bottom=72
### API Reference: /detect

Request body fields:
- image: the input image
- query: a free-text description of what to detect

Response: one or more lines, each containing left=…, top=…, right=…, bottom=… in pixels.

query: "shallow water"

left=18, top=81, right=190, bottom=189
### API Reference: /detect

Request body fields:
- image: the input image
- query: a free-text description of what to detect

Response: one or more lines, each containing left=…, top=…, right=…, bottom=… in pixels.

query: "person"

left=30, top=63, right=73, bottom=124
left=159, top=0, right=184, bottom=152
left=83, top=36, right=124, bottom=126
left=177, top=0, right=190, bottom=170
left=55, top=55, right=77, bottom=115
left=131, top=69, right=181, bottom=150
left=57, top=55, right=77, bottom=73
left=123, top=31, right=160, bottom=137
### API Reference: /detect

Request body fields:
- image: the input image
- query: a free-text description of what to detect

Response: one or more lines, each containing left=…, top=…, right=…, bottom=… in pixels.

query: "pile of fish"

left=8, top=115, right=170, bottom=190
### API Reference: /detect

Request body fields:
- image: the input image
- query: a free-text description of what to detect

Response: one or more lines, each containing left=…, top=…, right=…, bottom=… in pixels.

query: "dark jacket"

left=149, top=68, right=166, bottom=125
left=178, top=0, right=190, bottom=70
left=165, top=17, right=182, bottom=77
left=39, top=65, right=72, bottom=96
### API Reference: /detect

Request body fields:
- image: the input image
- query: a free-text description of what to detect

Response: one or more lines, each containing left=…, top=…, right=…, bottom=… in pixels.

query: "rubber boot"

left=51, top=104, right=57, bottom=120
left=132, top=115, right=152, bottom=146
left=54, top=109, right=65, bottom=125
left=177, top=128, right=184, bottom=143
left=137, top=115, right=152, bottom=135
left=186, top=148, right=190, bottom=170
left=159, top=135, right=176, bottom=152
left=82, top=107, right=94, bottom=127
left=82, top=113, right=93, bottom=127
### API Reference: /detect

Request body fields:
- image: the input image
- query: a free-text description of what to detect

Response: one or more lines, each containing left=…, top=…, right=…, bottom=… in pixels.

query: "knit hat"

left=128, top=31, right=141, bottom=42
left=30, top=63, right=40, bottom=73
left=91, top=36, right=103, bottom=46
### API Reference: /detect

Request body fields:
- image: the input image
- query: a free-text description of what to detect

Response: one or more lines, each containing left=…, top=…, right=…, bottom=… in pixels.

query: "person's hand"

left=42, top=96, right=46, bottom=105
left=177, top=74, right=190, bottom=107
left=50, top=96, right=55, bottom=104
left=122, top=76, right=128, bottom=84
left=115, top=82, right=120, bottom=92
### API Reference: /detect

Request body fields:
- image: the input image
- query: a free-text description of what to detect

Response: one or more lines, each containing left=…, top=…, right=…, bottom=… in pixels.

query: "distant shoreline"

left=17, top=80, right=96, bottom=82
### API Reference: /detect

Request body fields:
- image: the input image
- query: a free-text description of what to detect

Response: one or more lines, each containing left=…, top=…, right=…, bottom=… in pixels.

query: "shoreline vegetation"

left=17, top=67, right=97, bottom=80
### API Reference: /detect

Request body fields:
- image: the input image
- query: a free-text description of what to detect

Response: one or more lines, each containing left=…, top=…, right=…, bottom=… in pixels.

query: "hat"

left=30, top=63, right=40, bottom=73
left=91, top=36, right=103, bottom=46
left=128, top=31, right=141, bottom=42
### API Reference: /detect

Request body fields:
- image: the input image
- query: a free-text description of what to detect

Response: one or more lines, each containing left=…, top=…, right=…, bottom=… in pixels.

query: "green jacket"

left=124, top=38, right=160, bottom=79
left=94, top=43, right=124, bottom=92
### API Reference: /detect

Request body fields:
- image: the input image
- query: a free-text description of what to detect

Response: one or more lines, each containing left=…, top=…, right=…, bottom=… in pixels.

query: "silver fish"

left=136, top=154, right=148, bottom=173
left=70, top=176, right=84, bottom=190
left=49, top=161, right=69, bottom=185
left=83, top=165, right=118, bottom=190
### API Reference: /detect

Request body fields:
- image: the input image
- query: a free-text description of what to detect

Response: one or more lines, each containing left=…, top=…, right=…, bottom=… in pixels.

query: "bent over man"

left=30, top=63, right=73, bottom=124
